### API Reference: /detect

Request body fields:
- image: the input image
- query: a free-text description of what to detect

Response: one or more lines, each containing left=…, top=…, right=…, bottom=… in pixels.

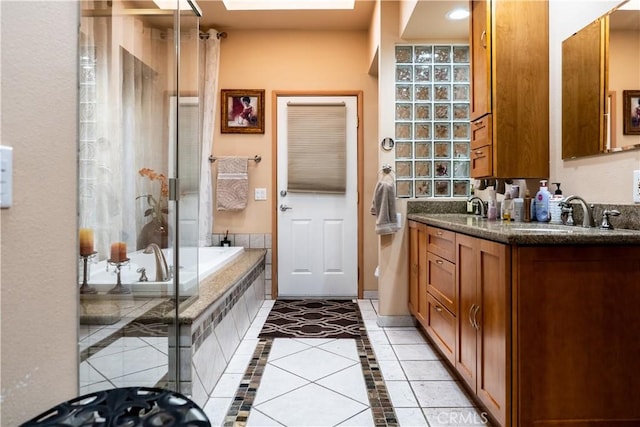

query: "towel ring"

left=381, top=137, right=394, bottom=151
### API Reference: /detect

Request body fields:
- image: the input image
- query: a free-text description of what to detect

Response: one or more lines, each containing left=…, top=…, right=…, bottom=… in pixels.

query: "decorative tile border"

left=223, top=301, right=399, bottom=427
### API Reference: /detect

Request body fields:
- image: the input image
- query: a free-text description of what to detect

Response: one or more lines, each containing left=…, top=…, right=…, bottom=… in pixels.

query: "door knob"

left=280, top=204, right=293, bottom=212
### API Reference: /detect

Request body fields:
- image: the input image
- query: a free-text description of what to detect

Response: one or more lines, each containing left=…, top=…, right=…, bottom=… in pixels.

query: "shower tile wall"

left=212, top=233, right=272, bottom=299
left=395, top=44, right=471, bottom=198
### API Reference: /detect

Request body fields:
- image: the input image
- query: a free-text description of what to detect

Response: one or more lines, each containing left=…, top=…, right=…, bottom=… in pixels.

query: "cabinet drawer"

left=427, top=253, right=456, bottom=315
left=471, top=115, right=492, bottom=149
left=471, top=144, right=492, bottom=178
left=427, top=227, right=455, bottom=262
left=426, top=293, right=456, bottom=364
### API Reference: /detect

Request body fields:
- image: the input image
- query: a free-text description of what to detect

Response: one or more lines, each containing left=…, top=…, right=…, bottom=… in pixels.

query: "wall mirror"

left=562, top=0, right=640, bottom=159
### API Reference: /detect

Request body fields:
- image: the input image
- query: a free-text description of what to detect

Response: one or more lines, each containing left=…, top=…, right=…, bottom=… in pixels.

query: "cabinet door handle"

left=474, top=150, right=484, bottom=156
left=468, top=304, right=476, bottom=327
left=472, top=305, right=481, bottom=330
left=436, top=230, right=443, bottom=236
left=480, top=30, right=487, bottom=48
left=435, top=259, right=443, bottom=265
left=435, top=305, right=443, bottom=313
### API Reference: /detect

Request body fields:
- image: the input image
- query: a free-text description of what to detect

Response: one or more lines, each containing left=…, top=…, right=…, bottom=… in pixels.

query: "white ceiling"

left=180, top=0, right=468, bottom=39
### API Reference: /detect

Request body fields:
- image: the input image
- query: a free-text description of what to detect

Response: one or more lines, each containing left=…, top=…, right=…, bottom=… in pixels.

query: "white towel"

left=216, top=157, right=248, bottom=211
left=370, top=176, right=399, bottom=235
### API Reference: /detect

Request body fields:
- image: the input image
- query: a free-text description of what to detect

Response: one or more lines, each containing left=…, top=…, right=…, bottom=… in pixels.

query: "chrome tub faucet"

left=143, top=243, right=170, bottom=282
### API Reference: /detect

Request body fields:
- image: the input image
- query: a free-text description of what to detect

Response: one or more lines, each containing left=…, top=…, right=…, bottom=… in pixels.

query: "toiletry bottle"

left=523, top=190, right=532, bottom=222
left=535, top=180, right=551, bottom=222
left=513, top=196, right=524, bottom=222
left=488, top=199, right=497, bottom=220
left=501, top=193, right=513, bottom=221
left=487, top=189, right=498, bottom=220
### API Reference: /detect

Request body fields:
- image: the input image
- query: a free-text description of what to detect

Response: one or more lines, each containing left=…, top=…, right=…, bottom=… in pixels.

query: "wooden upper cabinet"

left=470, top=0, right=490, bottom=121
left=469, top=0, right=550, bottom=179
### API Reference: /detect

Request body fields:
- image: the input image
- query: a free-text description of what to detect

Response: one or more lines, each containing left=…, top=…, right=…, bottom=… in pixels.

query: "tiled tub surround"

left=170, top=249, right=266, bottom=407
left=212, top=233, right=272, bottom=299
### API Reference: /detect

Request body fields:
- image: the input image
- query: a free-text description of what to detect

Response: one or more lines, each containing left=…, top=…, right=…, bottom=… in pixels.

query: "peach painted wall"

left=610, top=28, right=640, bottom=149
left=213, top=29, right=379, bottom=291
left=1, top=1, right=79, bottom=424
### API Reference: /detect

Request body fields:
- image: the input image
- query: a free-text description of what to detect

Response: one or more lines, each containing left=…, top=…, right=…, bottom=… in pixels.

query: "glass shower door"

left=77, top=0, right=200, bottom=395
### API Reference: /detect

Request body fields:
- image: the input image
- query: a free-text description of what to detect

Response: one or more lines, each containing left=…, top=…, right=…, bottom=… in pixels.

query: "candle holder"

left=79, top=252, right=98, bottom=294
left=107, top=258, right=131, bottom=294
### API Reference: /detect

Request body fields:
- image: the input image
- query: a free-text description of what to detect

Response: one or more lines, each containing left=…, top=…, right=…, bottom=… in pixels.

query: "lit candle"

left=79, top=228, right=94, bottom=256
left=110, top=242, right=127, bottom=262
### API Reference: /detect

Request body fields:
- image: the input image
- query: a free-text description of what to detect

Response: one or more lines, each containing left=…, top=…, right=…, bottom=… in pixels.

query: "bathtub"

left=83, top=246, right=244, bottom=296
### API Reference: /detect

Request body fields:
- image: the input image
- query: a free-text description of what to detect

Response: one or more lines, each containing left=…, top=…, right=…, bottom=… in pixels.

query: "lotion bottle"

left=535, top=180, right=551, bottom=222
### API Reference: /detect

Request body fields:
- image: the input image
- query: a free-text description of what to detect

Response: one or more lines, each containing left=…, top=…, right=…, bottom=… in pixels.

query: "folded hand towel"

left=370, top=177, right=399, bottom=235
left=216, top=157, right=248, bottom=211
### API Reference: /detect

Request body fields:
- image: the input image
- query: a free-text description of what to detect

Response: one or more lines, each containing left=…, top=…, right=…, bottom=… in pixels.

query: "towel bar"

left=209, top=154, right=261, bottom=164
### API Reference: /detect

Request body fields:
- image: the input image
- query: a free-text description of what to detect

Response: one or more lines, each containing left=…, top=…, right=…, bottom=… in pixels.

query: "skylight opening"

left=222, top=0, right=356, bottom=11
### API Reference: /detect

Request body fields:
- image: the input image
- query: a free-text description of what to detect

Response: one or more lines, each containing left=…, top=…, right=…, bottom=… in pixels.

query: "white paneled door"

left=276, top=95, right=358, bottom=297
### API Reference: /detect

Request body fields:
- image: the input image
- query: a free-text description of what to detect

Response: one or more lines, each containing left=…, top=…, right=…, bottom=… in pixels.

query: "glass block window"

left=394, top=44, right=471, bottom=198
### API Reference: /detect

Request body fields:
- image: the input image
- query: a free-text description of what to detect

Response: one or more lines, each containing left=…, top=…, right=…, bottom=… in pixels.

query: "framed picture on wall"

left=221, top=89, right=265, bottom=134
left=623, top=90, right=640, bottom=135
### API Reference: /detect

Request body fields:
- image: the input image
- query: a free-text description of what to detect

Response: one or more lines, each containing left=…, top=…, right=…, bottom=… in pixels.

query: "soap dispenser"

left=535, top=180, right=551, bottom=222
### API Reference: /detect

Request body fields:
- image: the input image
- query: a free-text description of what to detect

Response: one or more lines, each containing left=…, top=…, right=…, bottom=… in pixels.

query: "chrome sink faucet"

left=467, top=196, right=487, bottom=218
left=143, top=243, right=170, bottom=282
left=560, top=195, right=595, bottom=228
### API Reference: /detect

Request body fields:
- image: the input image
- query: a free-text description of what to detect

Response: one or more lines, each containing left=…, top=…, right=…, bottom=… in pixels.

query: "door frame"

left=271, top=90, right=364, bottom=299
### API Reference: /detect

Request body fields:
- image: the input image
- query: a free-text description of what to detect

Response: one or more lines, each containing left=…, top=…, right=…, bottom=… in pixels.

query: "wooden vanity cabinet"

left=409, top=221, right=458, bottom=363
left=469, top=0, right=549, bottom=178
left=456, top=234, right=510, bottom=427
left=424, top=226, right=457, bottom=363
left=409, top=221, right=640, bottom=426
left=408, top=221, right=427, bottom=326
left=514, top=245, right=640, bottom=426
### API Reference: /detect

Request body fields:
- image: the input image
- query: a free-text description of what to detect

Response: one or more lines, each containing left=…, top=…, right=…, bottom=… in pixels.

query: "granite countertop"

left=178, top=248, right=266, bottom=322
left=79, top=248, right=267, bottom=325
left=407, top=213, right=640, bottom=245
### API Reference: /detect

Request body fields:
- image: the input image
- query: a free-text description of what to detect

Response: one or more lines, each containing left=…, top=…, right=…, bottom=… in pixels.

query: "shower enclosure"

left=78, top=0, right=201, bottom=394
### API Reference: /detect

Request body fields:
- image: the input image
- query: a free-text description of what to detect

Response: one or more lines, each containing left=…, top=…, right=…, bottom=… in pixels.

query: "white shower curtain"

left=198, top=29, right=221, bottom=247
left=79, top=8, right=167, bottom=259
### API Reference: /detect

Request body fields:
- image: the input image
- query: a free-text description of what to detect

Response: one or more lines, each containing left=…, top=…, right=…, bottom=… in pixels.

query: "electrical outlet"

left=634, top=170, right=640, bottom=203
left=254, top=187, right=267, bottom=201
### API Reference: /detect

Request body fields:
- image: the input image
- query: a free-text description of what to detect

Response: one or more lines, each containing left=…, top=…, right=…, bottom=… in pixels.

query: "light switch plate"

left=634, top=170, right=640, bottom=203
left=0, top=146, right=13, bottom=208
left=254, top=187, right=267, bottom=201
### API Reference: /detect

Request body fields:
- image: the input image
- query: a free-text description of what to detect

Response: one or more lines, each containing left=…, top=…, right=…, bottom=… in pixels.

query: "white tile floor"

left=203, top=299, right=492, bottom=427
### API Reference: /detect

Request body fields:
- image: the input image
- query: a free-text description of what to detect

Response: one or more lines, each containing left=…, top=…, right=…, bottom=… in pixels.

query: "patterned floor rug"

left=258, top=299, right=361, bottom=339
left=226, top=300, right=399, bottom=426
